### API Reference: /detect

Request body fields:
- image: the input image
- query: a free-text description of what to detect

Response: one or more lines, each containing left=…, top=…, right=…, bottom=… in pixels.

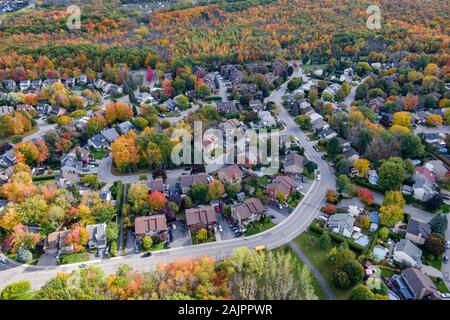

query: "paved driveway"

left=170, top=220, right=191, bottom=248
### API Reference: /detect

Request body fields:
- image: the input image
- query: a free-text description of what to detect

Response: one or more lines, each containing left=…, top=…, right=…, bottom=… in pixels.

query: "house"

left=215, top=101, right=238, bottom=114
left=16, top=104, right=34, bottom=113
left=3, top=80, right=16, bottom=92
left=86, top=223, right=107, bottom=250
left=423, top=133, right=443, bottom=145
left=368, top=97, right=385, bottom=113
left=368, top=170, right=379, bottom=185
left=401, top=185, right=414, bottom=196
left=218, top=165, right=243, bottom=184
left=163, top=99, right=177, bottom=111
left=136, top=92, right=154, bottom=104
left=326, top=213, right=355, bottom=238
left=88, top=134, right=109, bottom=150
left=43, top=79, right=60, bottom=87
left=317, top=128, right=337, bottom=140
left=60, top=155, right=98, bottom=175
left=249, top=100, right=264, bottom=112
left=405, top=219, right=431, bottom=245
left=50, top=107, right=67, bottom=117
left=283, top=153, right=304, bottom=177
left=266, top=175, right=297, bottom=201
left=135, top=215, right=168, bottom=241
left=31, top=79, right=42, bottom=92
left=258, top=110, right=276, bottom=128
left=149, top=178, right=165, bottom=193
left=424, top=160, right=448, bottom=182
left=117, top=121, right=135, bottom=135
left=312, top=118, right=329, bottom=133
left=0, top=106, right=14, bottom=116
left=395, top=267, right=442, bottom=300
left=413, top=166, right=437, bottom=202
left=0, top=149, right=17, bottom=168
left=100, top=128, right=120, bottom=144
left=77, top=75, right=88, bottom=86
left=393, top=239, right=422, bottom=268
left=107, top=84, right=123, bottom=96
left=57, top=172, right=81, bottom=189
left=272, top=60, right=287, bottom=76
left=36, top=103, right=52, bottom=116
left=180, top=173, right=209, bottom=194
left=19, top=79, right=31, bottom=91
left=343, top=147, right=360, bottom=163
left=232, top=198, right=266, bottom=227
left=43, top=230, right=73, bottom=255
left=93, top=79, right=108, bottom=91
left=67, top=146, right=91, bottom=162
left=185, top=206, right=217, bottom=233
left=219, top=118, right=243, bottom=131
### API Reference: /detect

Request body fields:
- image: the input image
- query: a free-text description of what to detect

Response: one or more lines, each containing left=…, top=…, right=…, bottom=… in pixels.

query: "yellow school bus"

left=254, top=245, right=267, bottom=252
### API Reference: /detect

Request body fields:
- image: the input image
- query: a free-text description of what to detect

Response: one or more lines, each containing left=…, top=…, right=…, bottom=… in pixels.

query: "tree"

left=208, top=180, right=225, bottom=200
left=182, top=196, right=193, bottom=210
left=197, top=228, right=208, bottom=243
left=295, top=115, right=311, bottom=130
left=287, top=77, right=302, bottom=91
left=175, top=95, right=189, bottom=111
left=65, top=225, right=89, bottom=252
left=325, top=189, right=339, bottom=203
left=350, top=285, right=375, bottom=300
left=9, top=224, right=40, bottom=253
left=424, top=233, right=446, bottom=256
left=225, top=183, right=241, bottom=198
left=332, top=270, right=352, bottom=289
left=399, top=133, right=424, bottom=159
left=112, top=135, right=140, bottom=172
left=323, top=204, right=337, bottom=214
left=304, top=161, right=318, bottom=174
left=336, top=175, right=351, bottom=195
left=86, top=115, right=107, bottom=137
left=320, top=232, right=332, bottom=249
left=356, top=188, right=374, bottom=205
left=378, top=227, right=389, bottom=240
left=353, top=159, right=370, bottom=177
left=105, top=101, right=133, bottom=124
left=342, top=260, right=364, bottom=286
left=0, top=281, right=32, bottom=300
left=426, top=114, right=443, bottom=127
left=147, top=192, right=167, bottom=212
left=106, top=223, right=119, bottom=242
left=326, top=137, right=342, bottom=158
left=383, top=191, right=405, bottom=209
left=379, top=205, right=403, bottom=227
left=16, top=245, right=33, bottom=263
left=355, top=82, right=369, bottom=100
left=425, top=194, right=443, bottom=211
left=14, top=141, right=39, bottom=165
left=430, top=214, right=448, bottom=235
left=392, top=112, right=411, bottom=129
left=142, top=236, right=153, bottom=251
left=378, top=159, right=406, bottom=191
left=80, top=174, right=101, bottom=190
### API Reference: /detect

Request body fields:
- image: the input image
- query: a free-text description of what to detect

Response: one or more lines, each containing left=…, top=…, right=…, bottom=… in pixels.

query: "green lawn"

left=273, top=245, right=328, bottom=300
left=294, top=231, right=353, bottom=300
left=244, top=219, right=275, bottom=236
left=380, top=266, right=400, bottom=279
left=91, top=149, right=108, bottom=160
left=302, top=63, right=327, bottom=73
left=423, top=252, right=443, bottom=271
left=432, top=277, right=450, bottom=293
left=149, top=241, right=166, bottom=251
left=59, top=252, right=89, bottom=265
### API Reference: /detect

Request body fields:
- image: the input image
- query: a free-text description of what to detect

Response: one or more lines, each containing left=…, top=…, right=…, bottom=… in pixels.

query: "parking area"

left=216, top=214, right=239, bottom=241
left=169, top=220, right=191, bottom=248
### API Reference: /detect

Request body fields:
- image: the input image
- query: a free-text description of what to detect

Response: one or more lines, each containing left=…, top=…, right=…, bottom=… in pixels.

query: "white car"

left=296, top=186, right=303, bottom=191
left=218, top=225, right=223, bottom=232
left=446, top=241, right=450, bottom=249
left=316, top=175, right=321, bottom=181
left=0, top=257, right=7, bottom=264
left=278, top=204, right=283, bottom=210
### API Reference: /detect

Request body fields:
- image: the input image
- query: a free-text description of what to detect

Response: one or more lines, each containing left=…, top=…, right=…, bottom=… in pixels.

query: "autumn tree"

left=426, top=114, right=443, bottom=127
left=353, top=159, right=370, bottom=177
left=379, top=205, right=403, bottom=227
left=105, top=101, right=133, bottom=124
left=14, top=141, right=39, bottom=165
left=208, top=180, right=225, bottom=200
left=66, top=224, right=89, bottom=252
left=147, top=191, right=167, bottom=212
left=112, top=135, right=140, bottom=172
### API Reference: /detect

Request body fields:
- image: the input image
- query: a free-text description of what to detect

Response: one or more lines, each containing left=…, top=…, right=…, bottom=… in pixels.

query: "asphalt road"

left=0, top=64, right=335, bottom=289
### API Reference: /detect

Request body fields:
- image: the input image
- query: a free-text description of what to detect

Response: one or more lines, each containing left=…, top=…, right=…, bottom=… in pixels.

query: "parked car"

left=441, top=293, right=450, bottom=299
left=295, top=185, right=303, bottom=191
left=0, top=257, right=7, bottom=264
left=269, top=215, right=276, bottom=219
left=141, top=252, right=152, bottom=258
left=164, top=241, right=171, bottom=249
left=218, top=225, right=223, bottom=232
left=446, top=241, right=450, bottom=249
left=278, top=203, right=283, bottom=210
left=134, top=245, right=140, bottom=254
left=444, top=256, right=449, bottom=264
left=79, top=263, right=88, bottom=268
left=316, top=174, right=321, bottom=181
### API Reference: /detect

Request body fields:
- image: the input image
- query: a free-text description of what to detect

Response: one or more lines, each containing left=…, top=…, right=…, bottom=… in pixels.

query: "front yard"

left=191, top=229, right=216, bottom=245
left=91, top=149, right=108, bottom=160
left=59, top=252, right=89, bottom=265
left=244, top=217, right=275, bottom=236
left=294, top=231, right=353, bottom=300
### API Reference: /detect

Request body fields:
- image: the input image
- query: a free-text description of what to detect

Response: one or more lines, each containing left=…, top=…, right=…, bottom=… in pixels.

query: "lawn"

left=431, top=277, right=450, bottom=293
left=91, top=149, right=108, bottom=160
left=59, top=252, right=90, bottom=265
left=244, top=219, right=275, bottom=236
left=380, top=266, right=400, bottom=279
left=423, top=251, right=443, bottom=271
left=302, top=63, right=327, bottom=73
left=149, top=241, right=166, bottom=252
left=273, top=245, right=328, bottom=300
left=192, top=229, right=216, bottom=245
left=294, top=231, right=353, bottom=300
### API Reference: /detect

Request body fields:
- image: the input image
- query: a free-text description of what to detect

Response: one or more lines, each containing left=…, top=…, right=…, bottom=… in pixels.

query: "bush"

left=320, top=232, right=332, bottom=249
left=109, top=241, right=118, bottom=257
left=16, top=246, right=33, bottom=263
left=332, top=270, right=352, bottom=289
left=32, top=174, right=58, bottom=181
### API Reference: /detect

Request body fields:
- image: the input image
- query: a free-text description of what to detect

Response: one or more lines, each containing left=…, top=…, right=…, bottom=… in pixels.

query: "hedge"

left=308, top=223, right=365, bottom=252
left=204, top=96, right=222, bottom=101
left=352, top=177, right=386, bottom=194
left=32, top=174, right=58, bottom=181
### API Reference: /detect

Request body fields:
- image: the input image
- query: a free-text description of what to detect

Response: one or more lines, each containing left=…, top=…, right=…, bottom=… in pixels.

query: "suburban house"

left=0, top=149, right=17, bottom=168
left=218, top=165, right=243, bottom=184
left=57, top=172, right=81, bottom=189
left=257, top=110, right=276, bottom=128
left=326, top=213, right=355, bottom=238
left=3, top=80, right=16, bottom=92
left=393, top=239, right=423, bottom=268
left=100, top=127, right=120, bottom=144
left=219, top=118, right=243, bottom=131
left=317, top=128, right=337, bottom=140
left=394, top=267, right=442, bottom=300
left=424, top=160, right=448, bottom=182
left=249, top=100, right=264, bottom=112
left=135, top=215, right=168, bottom=241
left=283, top=152, right=304, bottom=177
left=405, top=219, right=431, bottom=245
left=86, top=223, right=107, bottom=251
left=180, top=173, right=209, bottom=194
left=60, top=155, right=98, bottom=175
left=136, top=92, right=155, bottom=105
left=67, top=146, right=91, bottom=162
left=266, top=175, right=297, bottom=201
left=19, top=79, right=31, bottom=91
left=77, top=75, right=88, bottom=86
left=88, top=134, right=109, bottom=150
left=215, top=101, right=238, bottom=114
left=312, top=118, right=329, bottom=133
left=368, top=97, right=385, bottom=113
left=343, top=147, right=360, bottom=163
left=149, top=178, right=165, bottom=193
left=43, top=230, right=73, bottom=255
left=232, top=198, right=266, bottom=227
left=0, top=106, right=14, bottom=116
left=185, top=206, right=217, bottom=233
left=117, top=121, right=135, bottom=135
left=413, top=166, right=437, bottom=202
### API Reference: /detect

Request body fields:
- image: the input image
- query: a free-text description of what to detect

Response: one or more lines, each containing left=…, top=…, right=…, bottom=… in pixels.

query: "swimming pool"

left=373, top=245, right=389, bottom=261
left=354, top=235, right=370, bottom=247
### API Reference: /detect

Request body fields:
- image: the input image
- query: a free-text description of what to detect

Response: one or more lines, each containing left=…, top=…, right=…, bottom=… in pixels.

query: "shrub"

left=16, top=246, right=33, bottom=263
left=332, top=270, right=352, bottom=289
left=323, top=204, right=337, bottom=214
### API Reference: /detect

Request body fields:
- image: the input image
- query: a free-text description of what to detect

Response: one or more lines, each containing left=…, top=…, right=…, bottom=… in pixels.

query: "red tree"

left=357, top=188, right=374, bottom=205
left=147, top=191, right=167, bottom=212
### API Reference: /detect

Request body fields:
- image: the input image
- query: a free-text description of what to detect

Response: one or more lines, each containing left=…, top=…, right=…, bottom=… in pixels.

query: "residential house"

left=149, top=178, right=165, bottom=193
left=272, top=60, right=287, bottom=76
left=219, top=118, right=243, bottom=131
left=57, top=172, right=81, bottom=189
left=317, top=128, right=337, bottom=140
left=326, top=213, right=355, bottom=238
left=36, top=103, right=52, bottom=116
left=67, top=146, right=91, bottom=162
left=60, top=155, right=98, bottom=175
left=163, top=99, right=177, bottom=111
left=232, top=198, right=266, bottom=227
left=3, top=80, right=16, bottom=92
left=135, top=215, right=168, bottom=241
left=107, top=84, right=123, bottom=96
left=19, top=79, right=31, bottom=91
left=0, top=149, right=17, bottom=168
left=43, top=230, right=73, bottom=255
left=50, top=107, right=67, bottom=117
left=117, top=121, right=135, bottom=135
left=405, top=219, right=431, bottom=245
left=93, top=79, right=108, bottom=91
left=368, top=97, right=385, bottom=113
left=395, top=267, right=442, bottom=300
left=343, top=147, right=360, bottom=163
left=424, top=160, right=448, bottom=182
left=312, top=118, right=329, bottom=133
left=185, top=206, right=217, bottom=233
left=77, top=75, right=88, bottom=86
left=180, top=173, right=209, bottom=194
left=86, top=223, right=107, bottom=250
left=249, top=100, right=264, bottom=112
left=215, top=101, right=238, bottom=114
left=136, top=92, right=154, bottom=104
left=0, top=106, right=14, bottom=116
left=100, top=128, right=120, bottom=144
left=88, top=134, right=109, bottom=150
left=337, top=138, right=351, bottom=152
left=31, top=79, right=42, bottom=92
left=218, top=165, right=243, bottom=184
left=65, top=78, right=75, bottom=88
left=393, top=239, right=422, bottom=268
left=423, top=133, right=443, bottom=146
left=258, top=110, right=276, bottom=128
left=266, top=175, right=297, bottom=201
left=43, top=79, right=60, bottom=87
left=413, top=166, right=437, bottom=202
left=283, top=153, right=304, bottom=177
left=16, top=104, right=34, bottom=113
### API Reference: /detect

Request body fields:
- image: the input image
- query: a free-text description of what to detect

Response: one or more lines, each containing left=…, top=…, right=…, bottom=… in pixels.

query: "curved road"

left=0, top=64, right=336, bottom=290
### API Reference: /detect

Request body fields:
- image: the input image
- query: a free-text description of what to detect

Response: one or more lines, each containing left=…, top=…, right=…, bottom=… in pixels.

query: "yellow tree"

left=392, top=112, right=411, bottom=129
left=112, top=135, right=140, bottom=172
left=353, top=159, right=371, bottom=177
left=426, top=114, right=443, bottom=127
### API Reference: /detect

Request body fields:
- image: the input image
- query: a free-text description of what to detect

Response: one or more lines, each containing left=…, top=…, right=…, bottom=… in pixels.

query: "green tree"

left=355, top=82, right=369, bottom=100
left=424, top=233, right=446, bottom=256
left=378, top=227, right=389, bottom=240
left=197, top=228, right=208, bottom=243
left=430, top=214, right=448, bottom=235
left=188, top=183, right=209, bottom=205
left=378, top=159, right=406, bottom=191
left=379, top=205, right=403, bottom=227
left=226, top=183, right=241, bottom=198
left=295, top=115, right=311, bottom=130
left=106, top=223, right=119, bottom=242
left=142, top=236, right=153, bottom=251
left=326, top=137, right=342, bottom=158
left=0, top=281, right=32, bottom=300
left=320, top=232, right=332, bottom=250
left=342, top=260, right=364, bottom=286
left=336, top=175, right=351, bottom=195
left=175, top=95, right=190, bottom=111
left=350, top=285, right=375, bottom=300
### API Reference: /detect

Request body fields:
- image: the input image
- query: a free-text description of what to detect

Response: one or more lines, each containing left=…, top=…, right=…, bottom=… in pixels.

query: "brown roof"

left=44, top=230, right=70, bottom=252
left=150, top=178, right=164, bottom=192
left=135, top=215, right=168, bottom=235
left=402, top=267, right=442, bottom=300
left=218, top=165, right=243, bottom=181
left=180, top=173, right=208, bottom=188
left=233, top=198, right=265, bottom=220
left=185, top=206, right=217, bottom=226
left=284, top=153, right=303, bottom=171
left=266, top=175, right=296, bottom=197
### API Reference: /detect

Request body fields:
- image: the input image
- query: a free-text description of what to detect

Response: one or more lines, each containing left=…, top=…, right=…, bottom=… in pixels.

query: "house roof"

left=117, top=121, right=134, bottom=134
left=401, top=267, right=441, bottom=300
left=135, top=215, right=168, bottom=235
left=185, top=206, right=217, bottom=226
left=86, top=223, right=107, bottom=247
left=406, top=219, right=431, bottom=239
left=216, top=101, right=238, bottom=113
left=415, top=166, right=436, bottom=184
left=149, top=178, right=164, bottom=192
left=101, top=128, right=120, bottom=143
left=218, top=165, right=243, bottom=180
left=284, top=153, right=303, bottom=172
left=180, top=173, right=209, bottom=189
left=327, top=213, right=355, bottom=234
left=266, top=175, right=296, bottom=197
left=233, top=198, right=265, bottom=220
left=395, top=239, right=422, bottom=264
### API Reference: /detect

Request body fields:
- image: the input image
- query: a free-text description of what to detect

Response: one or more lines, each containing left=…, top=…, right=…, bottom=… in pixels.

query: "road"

left=0, top=63, right=335, bottom=290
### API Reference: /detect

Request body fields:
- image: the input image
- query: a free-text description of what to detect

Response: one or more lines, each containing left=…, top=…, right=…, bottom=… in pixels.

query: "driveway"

left=169, top=220, right=191, bottom=248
